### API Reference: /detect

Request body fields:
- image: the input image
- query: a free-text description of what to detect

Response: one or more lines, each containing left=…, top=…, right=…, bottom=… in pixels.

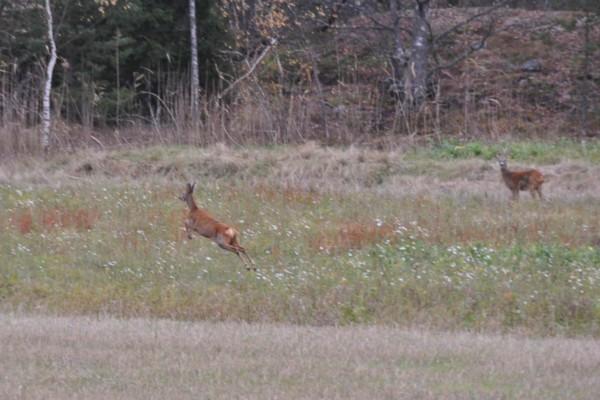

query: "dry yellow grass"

left=3, top=142, right=600, bottom=202
left=1, top=313, right=599, bottom=400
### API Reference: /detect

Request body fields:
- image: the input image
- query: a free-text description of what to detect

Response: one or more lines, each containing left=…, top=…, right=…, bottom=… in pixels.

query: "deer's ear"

left=191, top=182, right=196, bottom=192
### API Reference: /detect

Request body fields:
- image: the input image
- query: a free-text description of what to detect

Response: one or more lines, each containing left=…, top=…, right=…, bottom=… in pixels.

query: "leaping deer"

left=496, top=153, right=544, bottom=201
left=179, top=182, right=255, bottom=270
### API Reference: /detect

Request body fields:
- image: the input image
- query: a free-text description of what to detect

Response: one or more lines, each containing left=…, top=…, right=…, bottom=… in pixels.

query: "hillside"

left=272, top=8, right=600, bottom=141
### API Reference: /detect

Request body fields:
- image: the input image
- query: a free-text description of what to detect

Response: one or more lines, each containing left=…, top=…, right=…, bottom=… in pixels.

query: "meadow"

left=1, top=140, right=600, bottom=336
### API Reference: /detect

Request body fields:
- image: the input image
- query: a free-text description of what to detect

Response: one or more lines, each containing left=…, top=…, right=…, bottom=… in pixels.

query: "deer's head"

left=178, top=182, right=196, bottom=203
left=496, top=153, right=508, bottom=170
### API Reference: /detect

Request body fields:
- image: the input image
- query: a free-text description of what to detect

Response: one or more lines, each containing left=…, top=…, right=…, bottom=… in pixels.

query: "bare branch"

left=434, top=1, right=509, bottom=45
left=326, top=0, right=411, bottom=34
left=218, top=38, right=277, bottom=100
left=429, top=19, right=497, bottom=77
left=364, top=14, right=395, bottom=32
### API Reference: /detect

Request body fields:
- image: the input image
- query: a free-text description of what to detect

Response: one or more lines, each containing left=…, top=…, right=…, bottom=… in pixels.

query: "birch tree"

left=42, top=0, right=57, bottom=153
left=393, top=0, right=506, bottom=107
left=189, top=0, right=200, bottom=128
left=338, top=0, right=507, bottom=107
left=390, top=0, right=431, bottom=105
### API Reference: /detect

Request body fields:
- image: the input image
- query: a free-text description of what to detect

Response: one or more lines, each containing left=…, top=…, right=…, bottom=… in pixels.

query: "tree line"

left=0, top=0, right=598, bottom=152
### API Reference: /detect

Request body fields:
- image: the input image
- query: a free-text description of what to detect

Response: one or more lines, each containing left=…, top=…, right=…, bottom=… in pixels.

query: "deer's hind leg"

left=216, top=233, right=255, bottom=271
left=231, top=235, right=255, bottom=267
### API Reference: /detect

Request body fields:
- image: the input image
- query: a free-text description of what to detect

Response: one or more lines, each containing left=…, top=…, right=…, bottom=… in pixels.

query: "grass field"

left=1, top=313, right=599, bottom=400
left=1, top=141, right=600, bottom=335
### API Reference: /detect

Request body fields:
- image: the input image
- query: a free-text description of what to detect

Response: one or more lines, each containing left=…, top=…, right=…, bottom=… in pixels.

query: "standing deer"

left=496, top=154, right=544, bottom=201
left=179, top=182, right=255, bottom=270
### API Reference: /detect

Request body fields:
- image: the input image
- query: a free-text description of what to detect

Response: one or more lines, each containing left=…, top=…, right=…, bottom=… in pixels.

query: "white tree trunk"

left=42, top=0, right=57, bottom=153
left=407, top=0, right=430, bottom=105
left=390, top=0, right=430, bottom=106
left=189, top=0, right=199, bottom=128
left=390, top=0, right=409, bottom=88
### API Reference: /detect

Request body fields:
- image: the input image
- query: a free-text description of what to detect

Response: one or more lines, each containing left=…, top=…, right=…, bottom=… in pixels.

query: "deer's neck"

left=186, top=196, right=198, bottom=211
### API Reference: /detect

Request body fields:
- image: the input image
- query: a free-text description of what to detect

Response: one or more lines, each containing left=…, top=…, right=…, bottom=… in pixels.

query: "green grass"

left=2, top=144, right=600, bottom=336
left=411, top=138, right=600, bottom=163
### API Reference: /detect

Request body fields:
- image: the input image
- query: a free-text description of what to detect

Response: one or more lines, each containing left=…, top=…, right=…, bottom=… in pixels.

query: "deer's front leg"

left=529, top=188, right=537, bottom=199
left=184, top=219, right=194, bottom=240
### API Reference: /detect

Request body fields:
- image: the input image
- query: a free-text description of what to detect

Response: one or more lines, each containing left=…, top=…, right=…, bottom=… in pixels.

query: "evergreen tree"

left=0, top=0, right=230, bottom=126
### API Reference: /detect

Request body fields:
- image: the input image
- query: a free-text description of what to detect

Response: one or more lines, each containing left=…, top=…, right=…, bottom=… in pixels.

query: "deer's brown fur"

left=179, top=183, right=255, bottom=270
left=497, top=155, right=544, bottom=201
